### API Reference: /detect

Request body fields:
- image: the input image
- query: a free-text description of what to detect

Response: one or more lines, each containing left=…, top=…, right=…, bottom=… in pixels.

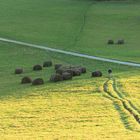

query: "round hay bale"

left=117, top=39, right=124, bottom=45
left=32, top=78, right=44, bottom=85
left=92, top=71, right=102, bottom=77
left=15, top=68, right=23, bottom=74
left=56, top=68, right=74, bottom=76
left=21, top=76, right=32, bottom=84
left=78, top=67, right=86, bottom=73
left=73, top=69, right=81, bottom=76
left=62, top=72, right=73, bottom=80
left=33, top=65, right=42, bottom=71
left=65, top=69, right=74, bottom=76
left=55, top=64, right=62, bottom=70
left=50, top=74, right=63, bottom=82
left=43, top=61, right=52, bottom=67
left=108, top=40, right=114, bottom=45
left=56, top=68, right=64, bottom=75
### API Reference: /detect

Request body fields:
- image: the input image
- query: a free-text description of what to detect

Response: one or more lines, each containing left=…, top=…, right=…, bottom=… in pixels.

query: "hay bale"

left=65, top=69, right=74, bottom=76
left=117, top=39, right=124, bottom=45
left=21, top=76, right=32, bottom=84
left=32, top=78, right=44, bottom=85
left=56, top=68, right=64, bottom=75
left=92, top=71, right=102, bottom=77
left=62, top=72, right=73, bottom=80
left=56, top=66, right=86, bottom=76
left=73, top=69, right=81, bottom=76
left=43, top=61, right=52, bottom=67
left=108, top=40, right=114, bottom=45
left=56, top=68, right=74, bottom=76
left=50, top=74, right=63, bottom=82
left=55, top=64, right=62, bottom=70
left=15, top=68, right=23, bottom=74
left=77, top=67, right=86, bottom=73
left=33, top=65, right=42, bottom=71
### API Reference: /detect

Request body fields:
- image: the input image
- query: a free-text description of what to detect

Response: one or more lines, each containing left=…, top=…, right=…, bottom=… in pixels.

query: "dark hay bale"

left=62, top=72, right=73, bottom=80
left=65, top=69, right=74, bottom=76
left=73, top=69, right=81, bottom=76
left=21, top=76, right=32, bottom=84
left=117, top=39, right=124, bottom=45
left=56, top=68, right=74, bottom=76
left=56, top=68, right=64, bottom=75
left=107, top=40, right=114, bottom=45
left=56, top=66, right=86, bottom=77
left=33, top=65, right=42, bottom=71
left=50, top=74, right=63, bottom=82
left=55, top=64, right=62, bottom=70
left=15, top=68, right=23, bottom=74
left=77, top=67, right=86, bottom=73
left=32, top=78, right=44, bottom=85
left=92, top=71, right=102, bottom=77
left=43, top=61, right=52, bottom=67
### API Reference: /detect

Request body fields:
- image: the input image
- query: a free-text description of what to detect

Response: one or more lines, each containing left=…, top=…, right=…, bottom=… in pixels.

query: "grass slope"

left=0, top=42, right=140, bottom=139
left=0, top=0, right=140, bottom=62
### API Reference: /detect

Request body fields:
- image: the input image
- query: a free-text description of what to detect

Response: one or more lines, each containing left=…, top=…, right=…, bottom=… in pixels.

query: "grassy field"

left=0, top=0, right=140, bottom=62
left=0, top=0, right=140, bottom=139
left=0, top=42, right=140, bottom=139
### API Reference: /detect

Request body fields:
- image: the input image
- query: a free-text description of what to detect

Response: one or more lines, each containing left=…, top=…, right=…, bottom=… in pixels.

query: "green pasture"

left=0, top=0, right=140, bottom=62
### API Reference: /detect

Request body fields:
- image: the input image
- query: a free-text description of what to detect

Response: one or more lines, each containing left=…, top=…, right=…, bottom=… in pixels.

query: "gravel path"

left=0, top=37, right=140, bottom=67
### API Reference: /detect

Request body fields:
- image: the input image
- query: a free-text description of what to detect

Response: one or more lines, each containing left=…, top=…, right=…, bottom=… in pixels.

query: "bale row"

left=33, top=60, right=53, bottom=71
left=15, top=62, right=104, bottom=85
left=15, top=61, right=53, bottom=74
left=107, top=39, right=125, bottom=45
left=21, top=76, right=44, bottom=86
left=50, top=65, right=87, bottom=82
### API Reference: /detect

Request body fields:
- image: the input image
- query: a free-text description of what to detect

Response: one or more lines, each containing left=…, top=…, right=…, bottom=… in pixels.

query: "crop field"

left=0, top=0, right=140, bottom=139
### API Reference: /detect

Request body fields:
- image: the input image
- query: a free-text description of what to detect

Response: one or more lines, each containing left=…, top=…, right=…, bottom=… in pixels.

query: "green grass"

left=0, top=0, right=140, bottom=62
left=0, top=42, right=139, bottom=97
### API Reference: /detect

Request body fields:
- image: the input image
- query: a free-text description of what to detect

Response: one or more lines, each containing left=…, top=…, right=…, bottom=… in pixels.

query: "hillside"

left=0, top=0, right=140, bottom=139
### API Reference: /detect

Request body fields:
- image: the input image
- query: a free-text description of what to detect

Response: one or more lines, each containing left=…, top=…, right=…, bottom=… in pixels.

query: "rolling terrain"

left=0, top=0, right=140, bottom=139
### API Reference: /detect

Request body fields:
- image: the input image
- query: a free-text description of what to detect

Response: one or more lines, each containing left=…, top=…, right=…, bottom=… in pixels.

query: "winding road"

left=0, top=37, right=140, bottom=68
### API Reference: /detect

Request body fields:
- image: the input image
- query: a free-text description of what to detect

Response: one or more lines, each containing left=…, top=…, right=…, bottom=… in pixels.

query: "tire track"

left=112, top=78, right=140, bottom=116
left=103, top=78, right=140, bottom=126
left=103, top=80, right=133, bottom=130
